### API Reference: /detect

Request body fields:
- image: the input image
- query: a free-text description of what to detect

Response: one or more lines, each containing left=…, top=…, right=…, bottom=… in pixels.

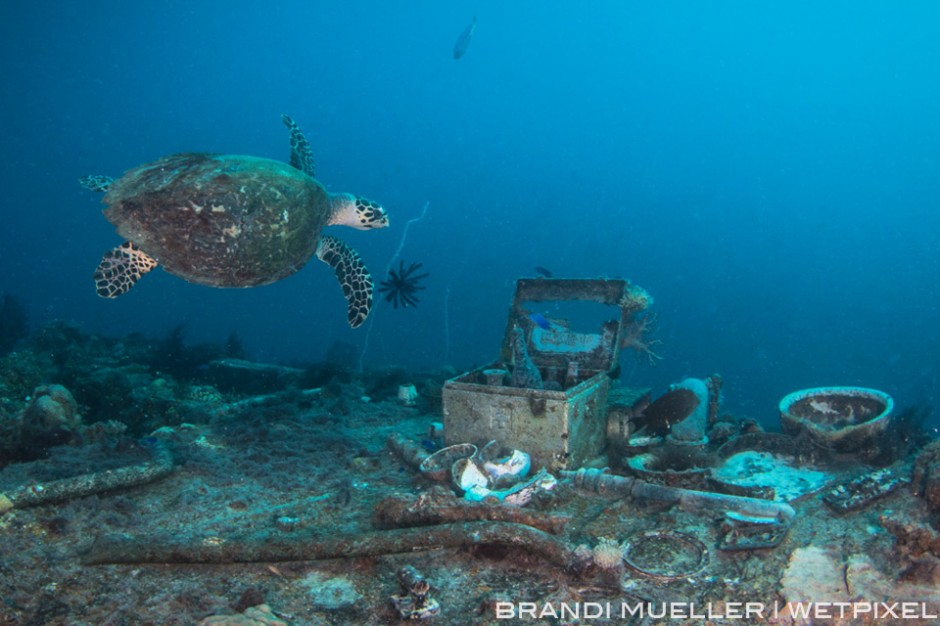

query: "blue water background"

left=2, top=1, right=938, bottom=425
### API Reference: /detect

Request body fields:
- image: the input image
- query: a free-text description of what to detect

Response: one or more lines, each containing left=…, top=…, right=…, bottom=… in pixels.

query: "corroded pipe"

left=562, top=467, right=795, bottom=522
left=0, top=442, right=173, bottom=514
left=387, top=433, right=430, bottom=470
left=83, top=520, right=576, bottom=567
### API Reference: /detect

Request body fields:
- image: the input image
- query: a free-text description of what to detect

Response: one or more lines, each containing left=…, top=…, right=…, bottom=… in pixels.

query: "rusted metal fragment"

left=372, top=493, right=570, bottom=535
left=823, top=467, right=907, bottom=513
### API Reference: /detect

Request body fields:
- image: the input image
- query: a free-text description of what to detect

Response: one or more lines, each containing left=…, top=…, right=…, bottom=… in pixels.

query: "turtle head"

left=329, top=193, right=389, bottom=230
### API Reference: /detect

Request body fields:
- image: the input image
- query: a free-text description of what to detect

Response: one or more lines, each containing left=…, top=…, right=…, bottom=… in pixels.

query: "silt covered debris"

left=0, top=320, right=938, bottom=625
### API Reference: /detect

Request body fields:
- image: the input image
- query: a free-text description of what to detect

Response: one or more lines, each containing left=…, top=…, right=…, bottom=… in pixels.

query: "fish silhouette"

left=453, top=15, right=476, bottom=60
left=528, top=312, right=552, bottom=330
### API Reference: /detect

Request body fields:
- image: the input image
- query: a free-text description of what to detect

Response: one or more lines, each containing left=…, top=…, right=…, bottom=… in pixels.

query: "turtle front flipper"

left=315, top=235, right=373, bottom=328
left=281, top=114, right=316, bottom=177
left=93, top=242, right=158, bottom=298
left=79, top=175, right=114, bottom=193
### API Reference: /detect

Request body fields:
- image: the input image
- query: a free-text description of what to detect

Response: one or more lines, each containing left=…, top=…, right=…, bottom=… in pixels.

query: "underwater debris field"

left=0, top=323, right=939, bottom=626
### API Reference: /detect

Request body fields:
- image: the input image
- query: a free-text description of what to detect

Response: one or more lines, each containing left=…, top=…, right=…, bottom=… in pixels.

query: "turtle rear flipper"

left=315, top=235, right=373, bottom=328
left=93, top=242, right=158, bottom=298
left=79, top=175, right=114, bottom=193
left=281, top=114, right=316, bottom=177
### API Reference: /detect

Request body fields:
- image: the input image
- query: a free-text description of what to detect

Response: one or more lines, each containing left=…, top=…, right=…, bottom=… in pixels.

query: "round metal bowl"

left=418, top=443, right=478, bottom=482
left=779, top=386, right=893, bottom=452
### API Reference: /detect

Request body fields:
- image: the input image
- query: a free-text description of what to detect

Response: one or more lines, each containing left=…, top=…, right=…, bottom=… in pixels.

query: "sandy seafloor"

left=1, top=360, right=939, bottom=625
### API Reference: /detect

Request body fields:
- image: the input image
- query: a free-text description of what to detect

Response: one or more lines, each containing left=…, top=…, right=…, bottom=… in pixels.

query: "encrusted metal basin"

left=778, top=386, right=894, bottom=452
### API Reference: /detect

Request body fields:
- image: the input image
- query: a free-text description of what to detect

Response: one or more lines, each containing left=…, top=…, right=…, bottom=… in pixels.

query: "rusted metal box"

left=442, top=278, right=650, bottom=471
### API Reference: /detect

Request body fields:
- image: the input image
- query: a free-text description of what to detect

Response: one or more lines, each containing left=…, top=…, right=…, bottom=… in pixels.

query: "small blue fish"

left=453, top=15, right=476, bottom=60
left=529, top=312, right=552, bottom=330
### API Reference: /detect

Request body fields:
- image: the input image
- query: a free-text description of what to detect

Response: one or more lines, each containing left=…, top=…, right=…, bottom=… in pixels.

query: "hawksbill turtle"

left=80, top=115, right=388, bottom=328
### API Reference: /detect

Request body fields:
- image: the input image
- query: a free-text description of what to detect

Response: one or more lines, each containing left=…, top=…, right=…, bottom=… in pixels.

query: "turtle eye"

left=355, top=197, right=389, bottom=229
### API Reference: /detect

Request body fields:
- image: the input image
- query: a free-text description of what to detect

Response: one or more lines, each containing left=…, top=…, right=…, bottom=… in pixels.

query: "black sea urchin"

left=378, top=260, right=429, bottom=308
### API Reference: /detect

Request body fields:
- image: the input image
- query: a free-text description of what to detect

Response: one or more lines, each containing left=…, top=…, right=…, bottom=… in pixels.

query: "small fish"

left=535, top=266, right=553, bottom=278
left=453, top=15, right=476, bottom=60
left=529, top=312, right=552, bottom=330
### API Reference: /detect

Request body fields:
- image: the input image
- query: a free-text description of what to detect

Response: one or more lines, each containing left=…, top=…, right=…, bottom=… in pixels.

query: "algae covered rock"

left=21, top=384, right=81, bottom=446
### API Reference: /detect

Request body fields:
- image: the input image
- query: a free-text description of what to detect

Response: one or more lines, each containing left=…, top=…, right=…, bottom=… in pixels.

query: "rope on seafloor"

left=0, top=441, right=174, bottom=515
left=359, top=201, right=430, bottom=372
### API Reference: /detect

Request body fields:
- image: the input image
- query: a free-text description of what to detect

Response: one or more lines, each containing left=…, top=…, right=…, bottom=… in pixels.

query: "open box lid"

left=499, top=278, right=651, bottom=375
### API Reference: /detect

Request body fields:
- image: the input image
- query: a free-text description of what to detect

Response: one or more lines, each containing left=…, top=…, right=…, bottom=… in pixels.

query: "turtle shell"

left=102, top=153, right=330, bottom=287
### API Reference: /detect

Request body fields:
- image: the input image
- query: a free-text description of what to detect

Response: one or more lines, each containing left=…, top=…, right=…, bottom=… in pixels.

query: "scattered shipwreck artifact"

left=822, top=466, right=908, bottom=513
left=452, top=460, right=556, bottom=506
left=418, top=439, right=555, bottom=504
left=718, top=509, right=792, bottom=551
left=442, top=278, right=655, bottom=470
left=418, top=443, right=478, bottom=482
left=605, top=387, right=653, bottom=450
left=562, top=467, right=795, bottom=525
left=563, top=467, right=795, bottom=551
left=779, top=386, right=894, bottom=453
left=390, top=565, right=440, bottom=620
left=397, top=383, right=419, bottom=407
left=663, top=378, right=710, bottom=445
left=622, top=530, right=709, bottom=581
